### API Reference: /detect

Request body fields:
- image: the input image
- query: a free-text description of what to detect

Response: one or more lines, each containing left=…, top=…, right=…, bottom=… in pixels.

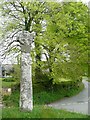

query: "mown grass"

left=2, top=76, right=89, bottom=118
left=33, top=82, right=84, bottom=105
left=2, top=81, right=88, bottom=118
left=3, top=90, right=19, bottom=107
left=3, top=81, right=84, bottom=106
left=2, top=106, right=89, bottom=118
left=0, top=77, right=16, bottom=88
left=2, top=81, right=16, bottom=88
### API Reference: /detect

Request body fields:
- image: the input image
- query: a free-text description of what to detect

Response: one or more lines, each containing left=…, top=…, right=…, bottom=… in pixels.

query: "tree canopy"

left=0, top=1, right=88, bottom=84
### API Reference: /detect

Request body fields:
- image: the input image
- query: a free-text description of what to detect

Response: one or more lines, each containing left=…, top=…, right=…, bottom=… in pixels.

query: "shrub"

left=3, top=77, right=15, bottom=82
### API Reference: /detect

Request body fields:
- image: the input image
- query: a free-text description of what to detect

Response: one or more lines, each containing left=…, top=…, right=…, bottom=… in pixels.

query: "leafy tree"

left=40, top=2, right=88, bottom=84
left=0, top=0, right=47, bottom=111
left=0, top=0, right=88, bottom=111
left=0, top=0, right=47, bottom=81
left=11, top=64, right=21, bottom=84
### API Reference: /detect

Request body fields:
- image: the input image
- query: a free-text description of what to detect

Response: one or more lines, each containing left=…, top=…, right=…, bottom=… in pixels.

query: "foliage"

left=3, top=90, right=19, bottom=107
left=2, top=81, right=86, bottom=118
left=3, top=80, right=84, bottom=106
left=3, top=77, right=15, bottom=82
left=0, top=0, right=47, bottom=84
left=2, top=106, right=88, bottom=118
left=1, top=64, right=20, bottom=87
left=0, top=1, right=88, bottom=85
left=33, top=81, right=84, bottom=105
left=11, top=64, right=20, bottom=84
left=2, top=79, right=16, bottom=88
left=38, top=2, right=88, bottom=84
left=0, top=0, right=46, bottom=32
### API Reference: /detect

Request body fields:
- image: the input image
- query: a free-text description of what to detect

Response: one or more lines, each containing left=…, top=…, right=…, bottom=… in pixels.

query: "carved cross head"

left=17, top=31, right=34, bottom=53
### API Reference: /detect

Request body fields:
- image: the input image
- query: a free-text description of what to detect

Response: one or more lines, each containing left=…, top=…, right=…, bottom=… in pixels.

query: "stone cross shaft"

left=18, top=31, right=34, bottom=111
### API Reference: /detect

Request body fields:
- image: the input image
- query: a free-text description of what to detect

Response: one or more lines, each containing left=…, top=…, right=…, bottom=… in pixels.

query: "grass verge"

left=33, top=82, right=84, bottom=105
left=2, top=81, right=87, bottom=118
left=2, top=106, right=89, bottom=118
left=0, top=78, right=17, bottom=88
left=3, top=82, right=84, bottom=106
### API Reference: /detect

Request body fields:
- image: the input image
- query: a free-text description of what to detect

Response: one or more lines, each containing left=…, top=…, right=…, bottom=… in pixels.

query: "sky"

left=0, top=0, right=89, bottom=64
left=82, top=0, right=90, bottom=3
left=57, top=0, right=90, bottom=3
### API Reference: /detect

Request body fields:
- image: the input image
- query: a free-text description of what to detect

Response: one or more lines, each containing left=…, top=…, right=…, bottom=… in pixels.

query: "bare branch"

left=7, top=29, right=22, bottom=39
left=9, top=1, right=23, bottom=13
left=9, top=13, right=21, bottom=20
left=41, top=44, right=49, bottom=51
left=1, top=44, right=21, bottom=57
left=43, top=52, right=49, bottom=61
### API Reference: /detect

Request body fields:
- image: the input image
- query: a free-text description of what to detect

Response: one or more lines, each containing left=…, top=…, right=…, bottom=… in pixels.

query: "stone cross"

left=17, top=31, right=34, bottom=53
left=17, top=31, right=34, bottom=111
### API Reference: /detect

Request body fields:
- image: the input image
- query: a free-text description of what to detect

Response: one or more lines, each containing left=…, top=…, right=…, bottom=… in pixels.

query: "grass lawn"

left=2, top=80, right=88, bottom=118
left=2, top=76, right=89, bottom=118
left=34, top=82, right=84, bottom=105
left=3, top=81, right=84, bottom=106
left=0, top=78, right=16, bottom=88
left=2, top=81, right=16, bottom=88
left=2, top=106, right=89, bottom=118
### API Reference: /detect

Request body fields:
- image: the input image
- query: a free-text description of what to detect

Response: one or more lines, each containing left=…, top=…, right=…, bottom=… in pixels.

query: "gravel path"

left=48, top=77, right=90, bottom=115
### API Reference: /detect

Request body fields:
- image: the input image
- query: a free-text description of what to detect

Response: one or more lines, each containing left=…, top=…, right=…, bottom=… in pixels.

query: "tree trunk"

left=0, top=64, right=2, bottom=78
left=20, top=52, right=33, bottom=111
left=35, top=53, right=42, bottom=81
left=34, top=37, right=42, bottom=82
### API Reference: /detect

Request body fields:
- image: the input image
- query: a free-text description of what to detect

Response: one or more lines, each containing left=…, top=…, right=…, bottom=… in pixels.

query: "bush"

left=11, top=64, right=20, bottom=84
left=3, top=77, right=15, bottom=82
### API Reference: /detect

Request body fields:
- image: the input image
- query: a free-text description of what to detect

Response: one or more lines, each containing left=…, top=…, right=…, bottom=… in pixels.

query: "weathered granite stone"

left=17, top=31, right=34, bottom=53
left=18, top=31, right=34, bottom=111
left=20, top=53, right=33, bottom=111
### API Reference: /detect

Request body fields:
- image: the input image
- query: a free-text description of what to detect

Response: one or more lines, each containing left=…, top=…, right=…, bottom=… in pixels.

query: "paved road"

left=48, top=77, right=90, bottom=115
